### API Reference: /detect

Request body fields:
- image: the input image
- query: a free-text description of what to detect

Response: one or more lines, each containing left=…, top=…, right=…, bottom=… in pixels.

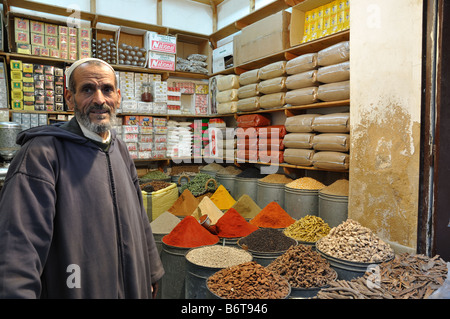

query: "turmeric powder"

left=210, top=185, right=236, bottom=210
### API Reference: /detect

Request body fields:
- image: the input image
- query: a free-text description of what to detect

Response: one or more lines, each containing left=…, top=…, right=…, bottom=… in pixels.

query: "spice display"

left=168, top=189, right=199, bottom=217
left=316, top=219, right=395, bottom=263
left=209, top=185, right=236, bottom=210
left=191, top=196, right=224, bottom=225
left=216, top=165, right=242, bottom=175
left=207, top=261, right=290, bottom=299
left=284, top=215, right=331, bottom=243
left=239, top=228, right=296, bottom=253
left=180, top=173, right=220, bottom=196
left=286, top=177, right=325, bottom=190
left=317, top=253, right=448, bottom=299
left=232, top=194, right=261, bottom=219
left=169, top=165, right=199, bottom=176
left=267, top=245, right=336, bottom=289
left=320, top=179, right=349, bottom=196
left=201, top=163, right=224, bottom=172
left=250, top=202, right=295, bottom=228
left=259, top=173, right=293, bottom=184
left=162, top=215, right=219, bottom=248
left=140, top=180, right=172, bottom=192
left=140, top=170, right=169, bottom=181
left=236, top=167, right=265, bottom=179
left=186, top=245, right=252, bottom=268
left=214, top=208, right=258, bottom=238
left=150, top=211, right=181, bottom=234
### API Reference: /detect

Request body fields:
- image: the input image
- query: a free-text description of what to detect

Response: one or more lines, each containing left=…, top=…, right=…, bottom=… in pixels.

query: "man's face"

left=64, top=63, right=121, bottom=138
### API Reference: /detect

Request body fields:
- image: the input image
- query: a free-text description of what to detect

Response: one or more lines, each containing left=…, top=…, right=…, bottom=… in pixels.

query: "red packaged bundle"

left=236, top=137, right=258, bottom=150
left=257, top=125, right=287, bottom=139
left=258, top=138, right=285, bottom=151
left=235, top=127, right=258, bottom=139
left=258, top=150, right=284, bottom=164
left=236, top=150, right=258, bottom=161
left=236, top=114, right=271, bottom=128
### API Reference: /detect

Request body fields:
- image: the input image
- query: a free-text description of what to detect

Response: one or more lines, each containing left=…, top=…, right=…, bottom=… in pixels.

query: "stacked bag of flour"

left=283, top=112, right=350, bottom=170
left=257, top=61, right=287, bottom=110
left=166, top=120, right=193, bottom=158
left=216, top=74, right=239, bottom=114
left=237, top=69, right=261, bottom=112
left=207, top=118, right=235, bottom=159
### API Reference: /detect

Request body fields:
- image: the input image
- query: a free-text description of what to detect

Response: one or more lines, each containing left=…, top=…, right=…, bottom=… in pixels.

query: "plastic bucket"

left=234, top=177, right=258, bottom=201
left=316, top=244, right=393, bottom=281
left=289, top=269, right=337, bottom=299
left=184, top=247, right=252, bottom=299
left=160, top=241, right=190, bottom=299
left=216, top=173, right=236, bottom=198
left=284, top=187, right=319, bottom=219
left=318, top=192, right=348, bottom=228
left=256, top=180, right=286, bottom=209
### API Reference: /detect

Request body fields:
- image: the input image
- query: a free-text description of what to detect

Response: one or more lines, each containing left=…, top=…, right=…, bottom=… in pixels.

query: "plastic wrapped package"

left=235, top=127, right=258, bottom=139
left=317, top=41, right=350, bottom=66
left=286, top=53, right=318, bottom=74
left=258, top=138, right=284, bottom=151
left=238, top=83, right=260, bottom=99
left=239, top=69, right=260, bottom=86
left=285, top=114, right=321, bottom=132
left=257, top=77, right=287, bottom=94
left=236, top=149, right=258, bottom=161
left=258, top=150, right=284, bottom=164
left=260, top=92, right=286, bottom=109
left=312, top=151, right=349, bottom=170
left=317, top=61, right=350, bottom=84
left=317, top=80, right=350, bottom=101
left=216, top=89, right=239, bottom=103
left=312, top=113, right=350, bottom=133
left=283, top=132, right=315, bottom=149
left=217, top=74, right=240, bottom=91
left=285, top=87, right=318, bottom=106
left=237, top=137, right=258, bottom=150
left=285, top=70, right=319, bottom=90
left=257, top=125, right=287, bottom=139
left=283, top=148, right=315, bottom=166
left=259, top=61, right=287, bottom=80
left=237, top=96, right=261, bottom=112
left=236, top=114, right=271, bottom=128
left=217, top=101, right=237, bottom=114
left=312, top=133, right=350, bottom=152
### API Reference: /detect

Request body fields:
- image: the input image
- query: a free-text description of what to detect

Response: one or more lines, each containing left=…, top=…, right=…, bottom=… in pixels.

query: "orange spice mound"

left=249, top=202, right=295, bottom=228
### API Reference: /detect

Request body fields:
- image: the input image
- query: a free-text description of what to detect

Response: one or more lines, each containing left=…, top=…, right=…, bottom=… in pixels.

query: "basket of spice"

left=283, top=215, right=331, bottom=249
left=139, top=169, right=171, bottom=184
left=267, top=244, right=337, bottom=298
left=180, top=173, right=220, bottom=197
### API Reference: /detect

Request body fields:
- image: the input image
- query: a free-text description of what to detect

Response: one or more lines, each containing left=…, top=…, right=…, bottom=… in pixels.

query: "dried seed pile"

left=286, top=177, right=325, bottom=190
left=186, top=245, right=252, bottom=268
left=316, top=219, right=394, bottom=263
left=267, top=245, right=336, bottom=289
left=283, top=215, right=331, bottom=243
left=239, top=228, right=297, bottom=253
left=207, top=261, right=290, bottom=299
left=316, top=253, right=448, bottom=299
left=140, top=181, right=172, bottom=192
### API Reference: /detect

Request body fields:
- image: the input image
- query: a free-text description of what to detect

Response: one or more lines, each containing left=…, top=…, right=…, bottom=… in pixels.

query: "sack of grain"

left=285, top=70, right=319, bottom=90
left=217, top=101, right=238, bottom=114
left=217, top=74, right=240, bottom=91
left=285, top=87, right=318, bottom=106
left=283, top=132, right=315, bottom=149
left=238, top=83, right=260, bottom=99
left=318, top=41, right=350, bottom=66
left=283, top=148, right=315, bottom=166
left=260, top=92, right=286, bottom=109
left=317, top=61, right=350, bottom=83
left=239, top=69, right=260, bottom=86
left=317, top=80, right=350, bottom=102
left=312, top=113, right=350, bottom=133
left=257, top=77, right=287, bottom=94
left=237, top=96, right=261, bottom=112
left=286, top=53, right=318, bottom=74
left=259, top=61, right=287, bottom=80
left=285, top=114, right=321, bottom=132
left=312, top=133, right=350, bottom=152
left=312, top=151, right=349, bottom=170
left=217, top=89, right=239, bottom=103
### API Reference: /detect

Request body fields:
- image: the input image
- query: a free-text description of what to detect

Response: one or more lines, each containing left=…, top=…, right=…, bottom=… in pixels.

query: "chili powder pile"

left=250, top=201, right=295, bottom=228
left=162, top=216, right=219, bottom=248
left=214, top=208, right=258, bottom=238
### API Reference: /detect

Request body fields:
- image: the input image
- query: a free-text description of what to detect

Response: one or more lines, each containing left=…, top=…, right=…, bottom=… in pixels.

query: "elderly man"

left=0, top=58, right=164, bottom=298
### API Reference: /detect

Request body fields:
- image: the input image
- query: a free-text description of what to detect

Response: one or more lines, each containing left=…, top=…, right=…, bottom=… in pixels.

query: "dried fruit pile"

left=267, top=245, right=336, bottom=289
left=316, top=253, right=448, bottom=299
left=207, top=261, right=290, bottom=299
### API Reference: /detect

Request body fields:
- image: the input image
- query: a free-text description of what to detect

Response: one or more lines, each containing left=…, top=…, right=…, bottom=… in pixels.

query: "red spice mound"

left=163, top=216, right=219, bottom=248
left=215, top=208, right=259, bottom=238
left=249, top=202, right=295, bottom=228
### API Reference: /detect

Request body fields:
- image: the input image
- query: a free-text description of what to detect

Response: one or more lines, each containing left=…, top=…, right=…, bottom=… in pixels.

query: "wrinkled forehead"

left=65, top=58, right=115, bottom=88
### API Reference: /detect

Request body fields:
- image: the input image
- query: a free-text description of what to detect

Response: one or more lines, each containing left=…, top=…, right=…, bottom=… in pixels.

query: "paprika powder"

left=250, top=201, right=296, bottom=228
left=215, top=208, right=258, bottom=238
left=162, top=216, right=219, bottom=248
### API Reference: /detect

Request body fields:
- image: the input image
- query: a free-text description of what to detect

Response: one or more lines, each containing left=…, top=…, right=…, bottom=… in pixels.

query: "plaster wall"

left=349, top=0, right=423, bottom=253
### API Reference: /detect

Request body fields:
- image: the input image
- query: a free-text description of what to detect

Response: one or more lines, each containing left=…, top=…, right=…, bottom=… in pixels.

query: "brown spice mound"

left=207, top=261, right=290, bottom=299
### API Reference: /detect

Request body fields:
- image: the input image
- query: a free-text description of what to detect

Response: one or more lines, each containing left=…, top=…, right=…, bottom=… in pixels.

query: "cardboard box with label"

left=212, top=41, right=233, bottom=74
left=233, top=10, right=290, bottom=66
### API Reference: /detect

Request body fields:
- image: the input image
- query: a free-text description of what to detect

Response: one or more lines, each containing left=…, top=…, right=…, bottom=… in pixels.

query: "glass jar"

left=141, top=82, right=153, bottom=102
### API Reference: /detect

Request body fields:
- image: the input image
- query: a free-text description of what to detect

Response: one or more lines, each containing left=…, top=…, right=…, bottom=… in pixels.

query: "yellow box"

left=22, top=73, right=34, bottom=83
left=45, top=35, right=58, bottom=49
left=10, top=70, right=23, bottom=81
left=59, top=25, right=68, bottom=35
left=11, top=81, right=22, bottom=90
left=16, top=43, right=31, bottom=55
left=10, top=59, right=22, bottom=71
left=24, top=103, right=35, bottom=111
left=11, top=90, right=23, bottom=100
left=30, top=20, right=44, bottom=34
left=11, top=100, right=24, bottom=110
left=31, top=32, right=45, bottom=46
left=15, top=30, right=29, bottom=44
left=45, top=23, right=58, bottom=36
left=23, top=63, right=34, bottom=73
left=302, top=22, right=311, bottom=43
left=14, top=17, right=29, bottom=32
left=343, top=7, right=350, bottom=30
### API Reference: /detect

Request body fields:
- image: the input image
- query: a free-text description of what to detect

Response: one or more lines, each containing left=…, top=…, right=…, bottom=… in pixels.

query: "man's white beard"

left=74, top=102, right=116, bottom=134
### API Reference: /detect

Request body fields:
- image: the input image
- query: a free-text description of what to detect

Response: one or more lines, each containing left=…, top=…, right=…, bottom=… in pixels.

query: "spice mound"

left=250, top=201, right=295, bottom=228
left=286, top=177, right=325, bottom=190
left=259, top=173, right=293, bottom=184
left=168, top=189, right=199, bottom=217
left=239, top=228, right=297, bottom=253
left=316, top=219, right=394, bottom=263
left=210, top=185, right=236, bottom=210
left=186, top=245, right=252, bottom=269
left=215, top=208, right=258, bottom=238
left=140, top=180, right=172, bottom=192
left=162, top=216, right=219, bottom=248
left=140, top=169, right=169, bottom=181
left=232, top=194, right=261, bottom=219
left=319, top=179, right=349, bottom=196
left=207, top=261, right=290, bottom=299
left=283, top=215, right=331, bottom=243
left=267, top=245, right=336, bottom=289
left=150, top=211, right=180, bottom=234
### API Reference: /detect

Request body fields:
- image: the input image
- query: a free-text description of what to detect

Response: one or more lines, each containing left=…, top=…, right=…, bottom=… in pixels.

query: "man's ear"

left=64, top=89, right=75, bottom=111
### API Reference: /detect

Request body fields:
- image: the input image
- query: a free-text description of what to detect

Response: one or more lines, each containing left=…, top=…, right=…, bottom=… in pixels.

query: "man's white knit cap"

left=65, top=58, right=115, bottom=88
